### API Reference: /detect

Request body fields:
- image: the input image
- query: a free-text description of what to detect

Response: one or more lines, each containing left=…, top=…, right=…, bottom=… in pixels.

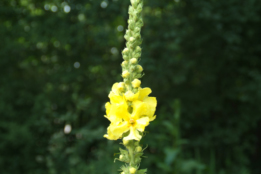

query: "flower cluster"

left=104, top=82, right=157, bottom=141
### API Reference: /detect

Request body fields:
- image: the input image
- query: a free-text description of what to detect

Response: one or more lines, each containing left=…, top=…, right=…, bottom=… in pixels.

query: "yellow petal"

left=131, top=100, right=148, bottom=120
left=107, top=102, right=130, bottom=122
left=109, top=92, right=124, bottom=104
left=143, top=97, right=157, bottom=119
left=114, top=103, right=130, bottom=121
left=149, top=115, right=156, bottom=121
left=135, top=117, right=150, bottom=132
left=104, top=122, right=129, bottom=140
left=110, top=121, right=129, bottom=139
left=123, top=126, right=141, bottom=141
left=105, top=102, right=111, bottom=115
left=138, top=87, right=152, bottom=101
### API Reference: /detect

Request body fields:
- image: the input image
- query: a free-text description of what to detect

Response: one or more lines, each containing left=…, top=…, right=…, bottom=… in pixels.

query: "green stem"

left=127, top=142, right=135, bottom=166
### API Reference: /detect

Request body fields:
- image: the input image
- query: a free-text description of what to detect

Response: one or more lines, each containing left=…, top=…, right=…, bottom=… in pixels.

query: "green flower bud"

left=121, top=61, right=128, bottom=66
left=123, top=55, right=128, bottom=60
left=136, top=46, right=141, bottom=52
left=130, top=0, right=137, bottom=6
left=137, top=65, right=143, bottom=72
left=119, top=155, right=124, bottom=160
left=130, top=66, right=135, bottom=72
left=134, top=27, right=140, bottom=33
left=130, top=37, right=135, bottom=42
left=135, top=146, right=142, bottom=152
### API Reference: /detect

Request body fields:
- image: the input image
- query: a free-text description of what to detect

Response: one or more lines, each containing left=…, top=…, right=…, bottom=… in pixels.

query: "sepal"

left=136, top=169, right=147, bottom=174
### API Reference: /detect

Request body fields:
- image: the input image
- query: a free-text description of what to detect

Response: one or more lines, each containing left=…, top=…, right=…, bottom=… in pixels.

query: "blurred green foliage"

left=0, top=0, right=261, bottom=174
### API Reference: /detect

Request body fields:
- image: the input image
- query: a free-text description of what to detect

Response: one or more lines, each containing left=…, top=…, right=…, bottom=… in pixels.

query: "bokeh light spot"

left=64, top=5, right=71, bottom=13
left=51, top=5, right=58, bottom=12
left=78, top=14, right=85, bottom=21
left=74, top=62, right=80, bottom=68
left=117, top=25, right=123, bottom=32
left=111, top=47, right=118, bottom=55
left=64, top=124, right=72, bottom=134
left=101, top=1, right=108, bottom=8
left=44, top=4, right=50, bottom=10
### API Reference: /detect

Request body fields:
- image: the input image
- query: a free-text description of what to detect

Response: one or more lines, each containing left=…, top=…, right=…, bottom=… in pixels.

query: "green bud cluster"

left=117, top=140, right=147, bottom=174
left=121, top=0, right=144, bottom=92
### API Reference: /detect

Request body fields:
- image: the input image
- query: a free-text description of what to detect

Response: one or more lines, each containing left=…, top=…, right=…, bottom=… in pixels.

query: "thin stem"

left=127, top=143, right=135, bottom=166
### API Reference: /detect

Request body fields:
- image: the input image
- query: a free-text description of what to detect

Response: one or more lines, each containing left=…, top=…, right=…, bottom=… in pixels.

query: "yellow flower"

left=104, top=86, right=157, bottom=141
left=104, top=99, right=150, bottom=141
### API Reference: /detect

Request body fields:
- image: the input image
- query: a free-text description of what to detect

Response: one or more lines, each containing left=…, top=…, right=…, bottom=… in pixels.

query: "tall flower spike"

left=104, top=0, right=157, bottom=173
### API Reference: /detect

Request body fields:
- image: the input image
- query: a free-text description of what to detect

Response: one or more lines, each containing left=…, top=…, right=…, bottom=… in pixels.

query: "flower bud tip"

left=132, top=79, right=141, bottom=88
left=122, top=70, right=130, bottom=78
left=136, top=146, right=142, bottom=152
left=129, top=167, right=136, bottom=174
left=130, top=58, right=137, bottom=64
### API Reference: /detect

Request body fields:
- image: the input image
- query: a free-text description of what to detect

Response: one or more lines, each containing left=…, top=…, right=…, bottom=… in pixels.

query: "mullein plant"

left=103, top=0, right=157, bottom=174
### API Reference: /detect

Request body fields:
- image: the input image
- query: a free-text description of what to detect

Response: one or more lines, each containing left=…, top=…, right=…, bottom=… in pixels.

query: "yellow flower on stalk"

left=104, top=85, right=157, bottom=141
left=104, top=100, right=150, bottom=141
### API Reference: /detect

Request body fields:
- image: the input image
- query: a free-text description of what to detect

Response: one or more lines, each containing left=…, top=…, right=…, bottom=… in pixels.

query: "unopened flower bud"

left=121, top=61, right=128, bottom=66
left=119, top=155, right=124, bottom=160
left=125, top=91, right=139, bottom=101
left=132, top=79, right=141, bottom=88
left=118, top=82, right=125, bottom=90
left=130, top=0, right=136, bottom=5
left=130, top=58, right=137, bottom=64
left=135, top=27, right=140, bottom=32
left=122, top=48, right=129, bottom=54
left=122, top=70, right=130, bottom=78
left=136, top=46, right=141, bottom=52
left=123, top=55, right=128, bottom=60
left=130, top=37, right=135, bottom=42
left=137, top=65, right=143, bottom=72
left=129, top=167, right=136, bottom=174
left=135, top=146, right=142, bottom=152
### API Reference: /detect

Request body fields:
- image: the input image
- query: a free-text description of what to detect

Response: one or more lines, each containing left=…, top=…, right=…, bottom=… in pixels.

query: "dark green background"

left=0, top=0, right=260, bottom=174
